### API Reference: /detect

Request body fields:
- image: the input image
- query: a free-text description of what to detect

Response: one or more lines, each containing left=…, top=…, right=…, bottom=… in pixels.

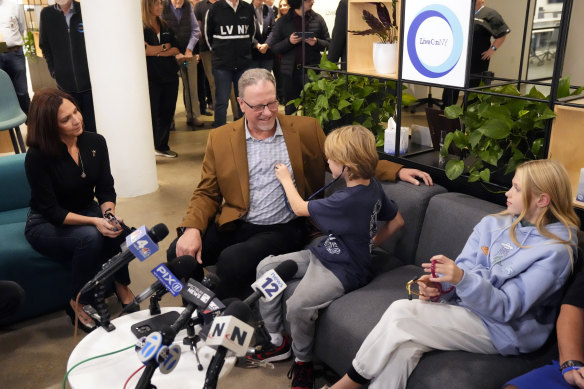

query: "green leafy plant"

left=349, top=2, right=398, bottom=44
left=23, top=31, right=37, bottom=57
left=441, top=77, right=584, bottom=184
left=291, top=52, right=416, bottom=145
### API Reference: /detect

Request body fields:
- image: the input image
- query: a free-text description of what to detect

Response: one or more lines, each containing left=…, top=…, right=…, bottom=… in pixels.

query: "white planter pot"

left=372, top=42, right=397, bottom=75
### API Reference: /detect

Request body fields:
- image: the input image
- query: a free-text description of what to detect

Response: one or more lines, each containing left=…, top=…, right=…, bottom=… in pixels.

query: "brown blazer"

left=179, top=114, right=403, bottom=232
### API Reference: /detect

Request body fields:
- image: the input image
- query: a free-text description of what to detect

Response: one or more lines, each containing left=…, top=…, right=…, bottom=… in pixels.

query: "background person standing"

left=0, top=0, right=30, bottom=113
left=39, top=0, right=96, bottom=132
left=204, top=0, right=255, bottom=127
left=162, top=0, right=205, bottom=128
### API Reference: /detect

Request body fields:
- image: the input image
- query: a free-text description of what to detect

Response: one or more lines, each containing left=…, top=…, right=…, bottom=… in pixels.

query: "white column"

left=81, top=0, right=158, bottom=197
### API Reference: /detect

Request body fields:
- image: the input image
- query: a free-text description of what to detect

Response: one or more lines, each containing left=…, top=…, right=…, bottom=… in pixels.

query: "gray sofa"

left=282, top=178, right=559, bottom=389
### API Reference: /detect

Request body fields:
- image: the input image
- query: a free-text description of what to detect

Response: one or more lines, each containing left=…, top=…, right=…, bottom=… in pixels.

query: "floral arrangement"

left=349, top=2, right=398, bottom=44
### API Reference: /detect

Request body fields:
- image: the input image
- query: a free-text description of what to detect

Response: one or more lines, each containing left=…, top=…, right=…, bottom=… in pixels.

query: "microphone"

left=79, top=223, right=169, bottom=295
left=243, top=260, right=298, bottom=306
left=121, top=255, right=198, bottom=314
left=135, top=325, right=180, bottom=389
left=204, top=300, right=254, bottom=389
left=171, top=277, right=217, bottom=333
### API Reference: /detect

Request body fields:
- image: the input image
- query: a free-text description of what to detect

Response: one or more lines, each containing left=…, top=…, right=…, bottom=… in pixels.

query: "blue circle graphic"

left=407, top=5, right=463, bottom=78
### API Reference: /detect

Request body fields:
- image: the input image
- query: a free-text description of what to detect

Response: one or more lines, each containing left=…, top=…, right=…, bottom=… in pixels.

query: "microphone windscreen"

left=167, top=255, right=198, bottom=281
left=223, top=300, right=251, bottom=322
left=202, top=272, right=221, bottom=289
left=148, top=223, right=169, bottom=243
left=274, top=260, right=298, bottom=282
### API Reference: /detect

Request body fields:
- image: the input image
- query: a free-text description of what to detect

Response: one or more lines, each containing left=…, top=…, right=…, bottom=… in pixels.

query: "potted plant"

left=23, top=31, right=56, bottom=91
left=349, top=1, right=399, bottom=75
left=291, top=52, right=416, bottom=145
left=441, top=77, right=583, bottom=186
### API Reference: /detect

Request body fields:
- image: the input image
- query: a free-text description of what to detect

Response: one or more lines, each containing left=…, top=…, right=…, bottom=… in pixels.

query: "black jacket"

left=204, top=0, right=255, bottom=70
left=267, top=10, right=330, bottom=77
left=143, top=22, right=180, bottom=83
left=39, top=2, right=91, bottom=93
left=327, top=0, right=347, bottom=70
left=251, top=4, right=275, bottom=61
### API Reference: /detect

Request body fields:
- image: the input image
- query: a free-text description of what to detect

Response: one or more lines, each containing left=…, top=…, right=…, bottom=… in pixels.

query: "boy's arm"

left=275, top=164, right=309, bottom=217
left=372, top=211, right=404, bottom=247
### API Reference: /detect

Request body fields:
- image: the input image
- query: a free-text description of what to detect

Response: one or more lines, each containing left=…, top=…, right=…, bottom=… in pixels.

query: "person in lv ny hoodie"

left=329, top=159, right=580, bottom=389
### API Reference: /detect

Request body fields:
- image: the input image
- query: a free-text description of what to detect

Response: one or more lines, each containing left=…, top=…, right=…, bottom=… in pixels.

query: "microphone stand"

left=148, top=288, right=165, bottom=315
left=83, top=283, right=115, bottom=332
left=202, top=348, right=227, bottom=389
left=135, top=359, right=158, bottom=389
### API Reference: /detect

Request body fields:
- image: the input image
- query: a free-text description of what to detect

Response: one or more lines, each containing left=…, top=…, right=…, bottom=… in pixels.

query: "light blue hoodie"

left=442, top=214, right=577, bottom=356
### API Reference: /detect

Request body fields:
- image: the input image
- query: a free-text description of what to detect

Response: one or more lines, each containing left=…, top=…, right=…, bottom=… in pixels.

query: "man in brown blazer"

left=168, top=68, right=432, bottom=298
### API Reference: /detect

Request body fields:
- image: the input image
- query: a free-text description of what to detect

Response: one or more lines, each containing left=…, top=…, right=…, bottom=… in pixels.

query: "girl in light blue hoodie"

left=329, top=159, right=581, bottom=389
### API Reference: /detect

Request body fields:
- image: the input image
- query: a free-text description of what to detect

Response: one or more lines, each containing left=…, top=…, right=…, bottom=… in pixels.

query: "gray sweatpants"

left=257, top=250, right=345, bottom=362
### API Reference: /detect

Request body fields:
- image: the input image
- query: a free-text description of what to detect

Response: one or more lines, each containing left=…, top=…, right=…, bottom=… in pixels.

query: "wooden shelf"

left=548, top=98, right=584, bottom=209
left=347, top=0, right=401, bottom=78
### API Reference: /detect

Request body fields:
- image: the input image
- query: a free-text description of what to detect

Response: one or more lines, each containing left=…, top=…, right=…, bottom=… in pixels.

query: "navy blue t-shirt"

left=308, top=178, right=398, bottom=292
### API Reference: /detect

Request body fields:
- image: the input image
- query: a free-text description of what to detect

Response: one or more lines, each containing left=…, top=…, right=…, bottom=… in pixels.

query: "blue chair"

left=0, top=69, right=27, bottom=154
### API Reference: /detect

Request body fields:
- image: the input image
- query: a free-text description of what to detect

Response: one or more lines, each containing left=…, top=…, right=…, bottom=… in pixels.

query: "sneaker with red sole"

left=246, top=335, right=292, bottom=363
left=288, top=361, right=314, bottom=389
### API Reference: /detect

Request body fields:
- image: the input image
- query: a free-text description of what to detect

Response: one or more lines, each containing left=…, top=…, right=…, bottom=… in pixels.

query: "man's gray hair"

left=238, top=68, right=277, bottom=98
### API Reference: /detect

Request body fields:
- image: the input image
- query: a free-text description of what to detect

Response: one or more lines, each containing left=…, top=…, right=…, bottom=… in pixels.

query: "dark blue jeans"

left=212, top=67, right=246, bottom=127
left=24, top=205, right=130, bottom=304
left=0, top=47, right=30, bottom=114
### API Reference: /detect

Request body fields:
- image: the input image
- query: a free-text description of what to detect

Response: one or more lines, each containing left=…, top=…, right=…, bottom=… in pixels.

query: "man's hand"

left=481, top=47, right=495, bottom=60
left=176, top=53, right=186, bottom=63
left=274, top=163, right=292, bottom=184
left=398, top=168, right=433, bottom=186
left=564, top=367, right=584, bottom=388
left=257, top=43, right=269, bottom=54
left=185, top=49, right=194, bottom=62
left=176, top=228, right=203, bottom=264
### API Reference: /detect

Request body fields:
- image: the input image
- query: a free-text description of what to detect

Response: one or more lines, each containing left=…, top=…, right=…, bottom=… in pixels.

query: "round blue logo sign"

left=407, top=5, right=463, bottom=78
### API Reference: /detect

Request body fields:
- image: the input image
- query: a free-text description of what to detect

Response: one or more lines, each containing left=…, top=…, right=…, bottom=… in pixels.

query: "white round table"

left=67, top=307, right=236, bottom=389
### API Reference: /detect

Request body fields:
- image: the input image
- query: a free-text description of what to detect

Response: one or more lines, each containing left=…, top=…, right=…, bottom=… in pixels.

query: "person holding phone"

left=266, top=0, right=329, bottom=114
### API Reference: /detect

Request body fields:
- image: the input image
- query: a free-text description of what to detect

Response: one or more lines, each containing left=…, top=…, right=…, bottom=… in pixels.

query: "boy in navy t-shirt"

left=249, top=125, right=404, bottom=389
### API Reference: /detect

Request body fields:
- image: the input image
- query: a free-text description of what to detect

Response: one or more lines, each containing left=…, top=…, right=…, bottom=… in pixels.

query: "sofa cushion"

left=414, top=192, right=504, bottom=267
left=0, top=207, right=28, bottom=225
left=313, top=265, right=423, bottom=375
left=0, top=222, right=71, bottom=325
left=0, top=154, right=30, bottom=212
left=407, top=342, right=556, bottom=389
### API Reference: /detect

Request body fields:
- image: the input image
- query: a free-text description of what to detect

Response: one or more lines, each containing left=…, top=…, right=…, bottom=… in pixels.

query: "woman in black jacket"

left=266, top=0, right=329, bottom=114
left=142, top=0, right=180, bottom=158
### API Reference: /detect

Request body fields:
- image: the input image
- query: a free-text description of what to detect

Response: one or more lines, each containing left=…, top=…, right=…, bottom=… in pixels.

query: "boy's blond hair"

left=324, top=125, right=378, bottom=180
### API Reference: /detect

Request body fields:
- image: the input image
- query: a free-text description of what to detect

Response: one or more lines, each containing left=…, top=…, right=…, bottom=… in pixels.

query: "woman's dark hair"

left=287, top=0, right=302, bottom=10
left=26, top=88, right=78, bottom=158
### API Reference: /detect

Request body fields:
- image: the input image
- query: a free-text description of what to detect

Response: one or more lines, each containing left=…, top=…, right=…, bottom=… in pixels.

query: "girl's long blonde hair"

left=506, top=159, right=580, bottom=247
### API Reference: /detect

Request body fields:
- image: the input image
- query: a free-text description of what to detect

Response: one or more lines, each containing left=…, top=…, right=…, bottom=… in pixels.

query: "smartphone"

left=294, top=32, right=315, bottom=39
left=130, top=311, right=180, bottom=338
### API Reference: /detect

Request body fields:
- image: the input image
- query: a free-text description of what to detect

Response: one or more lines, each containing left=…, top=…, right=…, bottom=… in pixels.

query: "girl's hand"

left=416, top=274, right=441, bottom=301
left=422, top=254, right=464, bottom=285
left=274, top=163, right=291, bottom=183
left=94, top=217, right=122, bottom=238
